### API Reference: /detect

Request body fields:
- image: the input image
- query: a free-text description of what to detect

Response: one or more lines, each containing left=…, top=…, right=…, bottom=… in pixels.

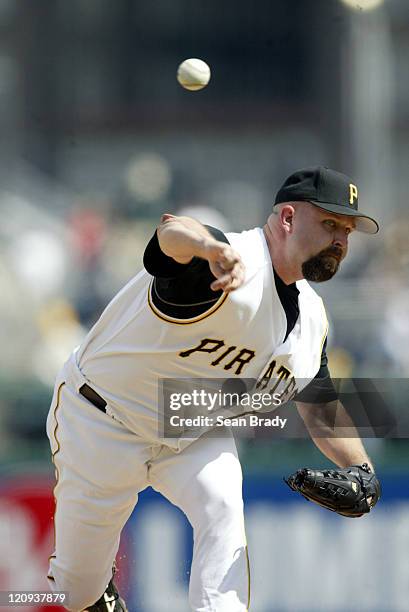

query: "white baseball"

left=177, top=58, right=211, bottom=91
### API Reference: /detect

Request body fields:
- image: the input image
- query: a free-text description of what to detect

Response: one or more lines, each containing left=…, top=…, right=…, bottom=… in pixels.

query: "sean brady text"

left=169, top=415, right=288, bottom=429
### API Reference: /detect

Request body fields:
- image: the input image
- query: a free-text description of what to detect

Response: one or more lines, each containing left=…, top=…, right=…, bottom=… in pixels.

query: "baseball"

left=177, top=58, right=211, bottom=91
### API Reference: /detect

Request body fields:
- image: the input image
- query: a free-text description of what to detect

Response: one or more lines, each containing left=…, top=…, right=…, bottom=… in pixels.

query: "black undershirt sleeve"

left=143, top=230, right=192, bottom=278
left=143, top=226, right=229, bottom=278
left=143, top=225, right=230, bottom=318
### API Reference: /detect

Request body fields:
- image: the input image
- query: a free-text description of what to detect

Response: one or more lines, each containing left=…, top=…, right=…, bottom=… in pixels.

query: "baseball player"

left=46, top=166, right=380, bottom=611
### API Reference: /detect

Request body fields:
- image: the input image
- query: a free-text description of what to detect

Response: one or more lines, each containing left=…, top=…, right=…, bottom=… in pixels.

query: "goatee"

left=302, top=247, right=343, bottom=282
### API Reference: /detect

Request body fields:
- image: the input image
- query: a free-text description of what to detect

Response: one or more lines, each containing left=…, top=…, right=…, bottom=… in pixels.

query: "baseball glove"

left=284, top=463, right=380, bottom=518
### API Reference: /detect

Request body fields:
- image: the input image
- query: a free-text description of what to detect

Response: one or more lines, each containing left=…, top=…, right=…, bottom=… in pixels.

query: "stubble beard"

left=301, top=246, right=343, bottom=282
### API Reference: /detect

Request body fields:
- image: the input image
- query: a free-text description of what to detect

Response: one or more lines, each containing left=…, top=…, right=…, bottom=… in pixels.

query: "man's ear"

left=280, top=204, right=295, bottom=233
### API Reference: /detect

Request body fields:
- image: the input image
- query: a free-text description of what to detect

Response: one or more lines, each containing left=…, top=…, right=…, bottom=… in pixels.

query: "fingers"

left=210, top=265, right=245, bottom=292
left=206, top=243, right=245, bottom=293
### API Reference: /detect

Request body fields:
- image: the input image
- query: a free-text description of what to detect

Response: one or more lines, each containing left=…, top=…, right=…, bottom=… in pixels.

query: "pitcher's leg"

left=47, top=383, right=152, bottom=611
left=149, top=431, right=250, bottom=612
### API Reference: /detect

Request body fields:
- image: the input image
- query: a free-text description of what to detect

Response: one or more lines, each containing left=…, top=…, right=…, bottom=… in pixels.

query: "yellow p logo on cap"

left=349, top=184, right=358, bottom=205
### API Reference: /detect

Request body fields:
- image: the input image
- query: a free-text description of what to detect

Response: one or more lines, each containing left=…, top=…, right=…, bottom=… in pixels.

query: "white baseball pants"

left=46, top=376, right=250, bottom=611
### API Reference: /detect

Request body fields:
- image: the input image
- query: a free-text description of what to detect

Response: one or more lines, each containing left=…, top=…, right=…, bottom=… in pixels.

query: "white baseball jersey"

left=71, top=227, right=328, bottom=447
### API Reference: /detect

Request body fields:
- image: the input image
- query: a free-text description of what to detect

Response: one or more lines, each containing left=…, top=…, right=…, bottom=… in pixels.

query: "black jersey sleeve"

left=294, top=338, right=338, bottom=404
left=144, top=225, right=230, bottom=319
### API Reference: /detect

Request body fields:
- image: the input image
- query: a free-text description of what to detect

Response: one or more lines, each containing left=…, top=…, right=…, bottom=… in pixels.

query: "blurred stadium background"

left=1, top=1, right=409, bottom=610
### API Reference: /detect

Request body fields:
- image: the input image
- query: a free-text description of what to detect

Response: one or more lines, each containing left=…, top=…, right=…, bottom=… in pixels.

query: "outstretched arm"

left=157, top=214, right=245, bottom=293
left=296, top=399, right=374, bottom=470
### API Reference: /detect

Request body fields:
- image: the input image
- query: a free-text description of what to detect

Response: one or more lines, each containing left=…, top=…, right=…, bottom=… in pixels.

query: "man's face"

left=292, top=203, right=356, bottom=282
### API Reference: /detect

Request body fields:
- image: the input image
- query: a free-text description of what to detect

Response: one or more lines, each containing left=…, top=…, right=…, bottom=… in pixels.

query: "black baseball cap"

left=274, top=166, right=379, bottom=234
